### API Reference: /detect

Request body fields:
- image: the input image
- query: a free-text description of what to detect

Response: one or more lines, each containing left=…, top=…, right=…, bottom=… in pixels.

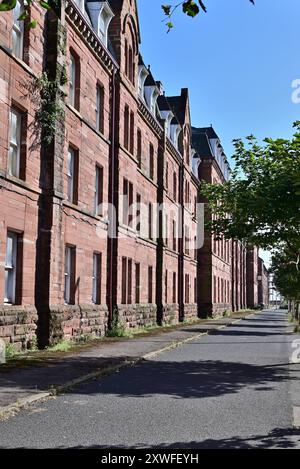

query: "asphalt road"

left=1, top=309, right=300, bottom=449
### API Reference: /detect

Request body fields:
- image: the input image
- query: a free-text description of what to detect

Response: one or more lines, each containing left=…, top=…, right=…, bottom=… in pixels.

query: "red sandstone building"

left=192, top=126, right=247, bottom=316
left=0, top=0, right=268, bottom=349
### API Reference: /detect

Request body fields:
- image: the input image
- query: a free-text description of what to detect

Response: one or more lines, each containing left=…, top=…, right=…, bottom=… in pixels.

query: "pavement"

left=0, top=309, right=300, bottom=449
left=0, top=313, right=248, bottom=419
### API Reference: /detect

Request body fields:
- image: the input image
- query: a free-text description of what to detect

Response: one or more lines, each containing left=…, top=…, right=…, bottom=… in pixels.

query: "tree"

left=201, top=123, right=300, bottom=314
left=162, top=0, right=255, bottom=31
left=201, top=122, right=300, bottom=254
left=0, top=0, right=255, bottom=30
left=271, top=247, right=300, bottom=322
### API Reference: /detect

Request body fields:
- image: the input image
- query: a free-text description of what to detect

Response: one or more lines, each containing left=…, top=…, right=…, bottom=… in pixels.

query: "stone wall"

left=0, top=305, right=38, bottom=350
left=118, top=304, right=157, bottom=329
left=49, top=304, right=108, bottom=344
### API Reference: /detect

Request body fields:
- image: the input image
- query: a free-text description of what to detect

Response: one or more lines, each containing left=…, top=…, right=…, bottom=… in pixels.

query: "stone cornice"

left=138, top=99, right=163, bottom=139
left=166, top=138, right=182, bottom=164
left=65, top=1, right=119, bottom=74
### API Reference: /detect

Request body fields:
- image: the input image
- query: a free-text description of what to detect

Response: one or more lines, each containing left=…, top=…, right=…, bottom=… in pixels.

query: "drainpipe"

left=108, top=68, right=117, bottom=325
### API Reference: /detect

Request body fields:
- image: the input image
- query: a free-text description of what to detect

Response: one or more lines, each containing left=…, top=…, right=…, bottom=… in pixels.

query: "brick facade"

left=0, top=0, right=269, bottom=349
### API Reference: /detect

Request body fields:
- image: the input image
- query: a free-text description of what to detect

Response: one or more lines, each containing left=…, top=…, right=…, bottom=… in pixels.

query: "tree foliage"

left=271, top=247, right=300, bottom=303
left=162, top=0, right=255, bottom=31
left=0, top=0, right=255, bottom=31
left=201, top=122, right=300, bottom=253
left=202, top=123, right=300, bottom=305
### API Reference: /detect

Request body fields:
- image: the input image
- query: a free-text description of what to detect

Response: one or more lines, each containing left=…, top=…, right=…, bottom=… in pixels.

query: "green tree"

left=162, top=0, right=255, bottom=31
left=201, top=122, right=300, bottom=254
left=0, top=0, right=255, bottom=30
left=201, top=123, right=300, bottom=313
left=271, top=247, right=300, bottom=322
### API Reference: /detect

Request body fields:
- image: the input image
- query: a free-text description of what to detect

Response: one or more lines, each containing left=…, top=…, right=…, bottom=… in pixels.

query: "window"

left=221, top=278, right=224, bottom=303
left=92, top=252, right=102, bottom=304
left=213, top=276, right=216, bottom=303
left=136, top=193, right=141, bottom=233
left=185, top=225, right=190, bottom=256
left=121, top=257, right=127, bottom=304
left=4, top=232, right=21, bottom=304
left=12, top=1, right=24, bottom=59
left=165, top=161, right=169, bottom=191
left=127, top=258, right=132, bottom=304
left=194, top=277, right=197, bottom=304
left=135, top=263, right=140, bottom=304
left=125, top=38, right=135, bottom=84
left=128, top=45, right=134, bottom=84
left=123, top=178, right=133, bottom=226
left=172, top=220, right=177, bottom=252
left=194, top=236, right=197, bottom=261
left=98, top=5, right=113, bottom=47
left=69, top=52, right=79, bottom=110
left=172, top=272, right=176, bottom=304
left=165, top=270, right=168, bottom=304
left=137, top=129, right=142, bottom=167
left=165, top=214, right=168, bottom=246
left=64, top=245, right=76, bottom=305
left=194, top=196, right=197, bottom=218
left=8, top=109, right=21, bottom=178
left=173, top=172, right=177, bottom=202
left=185, top=274, right=190, bottom=304
left=149, top=143, right=154, bottom=180
left=148, top=203, right=153, bottom=240
left=121, top=257, right=133, bottom=304
left=148, top=266, right=153, bottom=303
left=95, top=165, right=103, bottom=216
left=130, top=111, right=134, bottom=154
left=125, top=39, right=129, bottom=77
left=96, top=84, right=104, bottom=133
left=124, top=105, right=129, bottom=150
left=67, top=147, right=78, bottom=204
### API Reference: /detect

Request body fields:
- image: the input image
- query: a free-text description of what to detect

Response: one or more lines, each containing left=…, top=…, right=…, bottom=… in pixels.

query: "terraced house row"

left=0, top=0, right=269, bottom=349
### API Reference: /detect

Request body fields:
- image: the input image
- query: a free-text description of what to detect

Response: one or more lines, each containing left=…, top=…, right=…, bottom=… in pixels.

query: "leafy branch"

left=162, top=0, right=255, bottom=31
left=0, top=0, right=54, bottom=28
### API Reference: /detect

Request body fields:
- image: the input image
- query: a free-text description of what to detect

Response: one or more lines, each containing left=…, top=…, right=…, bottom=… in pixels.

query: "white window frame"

left=4, top=232, right=18, bottom=304
left=64, top=246, right=72, bottom=304
left=69, top=54, right=76, bottom=107
left=92, top=252, right=101, bottom=304
left=8, top=109, right=21, bottom=178
left=94, top=165, right=103, bottom=216
left=12, top=0, right=24, bottom=59
left=98, top=3, right=114, bottom=47
left=67, top=148, right=75, bottom=203
left=95, top=85, right=102, bottom=132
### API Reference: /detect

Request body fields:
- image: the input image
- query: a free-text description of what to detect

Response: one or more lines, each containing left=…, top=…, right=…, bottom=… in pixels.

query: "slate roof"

left=192, top=131, right=214, bottom=158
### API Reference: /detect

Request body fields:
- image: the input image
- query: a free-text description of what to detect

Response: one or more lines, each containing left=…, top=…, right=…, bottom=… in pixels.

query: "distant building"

left=258, top=257, right=269, bottom=307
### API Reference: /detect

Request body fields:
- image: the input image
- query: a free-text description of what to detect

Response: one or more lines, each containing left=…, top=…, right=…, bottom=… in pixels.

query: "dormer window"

left=138, top=65, right=149, bottom=99
left=74, top=0, right=85, bottom=12
left=86, top=2, right=114, bottom=48
left=170, top=123, right=181, bottom=150
left=98, top=6, right=110, bottom=44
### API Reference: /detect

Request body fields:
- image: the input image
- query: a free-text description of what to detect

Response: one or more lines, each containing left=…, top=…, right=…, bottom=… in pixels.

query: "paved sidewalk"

left=0, top=313, right=253, bottom=418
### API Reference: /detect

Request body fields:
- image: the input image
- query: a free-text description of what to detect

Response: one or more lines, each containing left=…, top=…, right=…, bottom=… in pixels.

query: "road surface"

left=0, top=309, right=300, bottom=449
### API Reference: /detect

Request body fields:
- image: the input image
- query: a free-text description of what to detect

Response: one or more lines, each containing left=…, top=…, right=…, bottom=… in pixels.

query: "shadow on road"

left=62, top=357, right=295, bottom=400
left=6, top=427, right=298, bottom=449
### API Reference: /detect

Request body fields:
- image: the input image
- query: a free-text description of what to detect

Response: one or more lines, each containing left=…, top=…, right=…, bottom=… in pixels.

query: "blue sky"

left=138, top=0, right=300, bottom=267
left=138, top=0, right=300, bottom=160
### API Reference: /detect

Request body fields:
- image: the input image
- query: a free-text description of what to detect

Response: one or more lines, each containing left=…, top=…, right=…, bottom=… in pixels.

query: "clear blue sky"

left=138, top=0, right=300, bottom=160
